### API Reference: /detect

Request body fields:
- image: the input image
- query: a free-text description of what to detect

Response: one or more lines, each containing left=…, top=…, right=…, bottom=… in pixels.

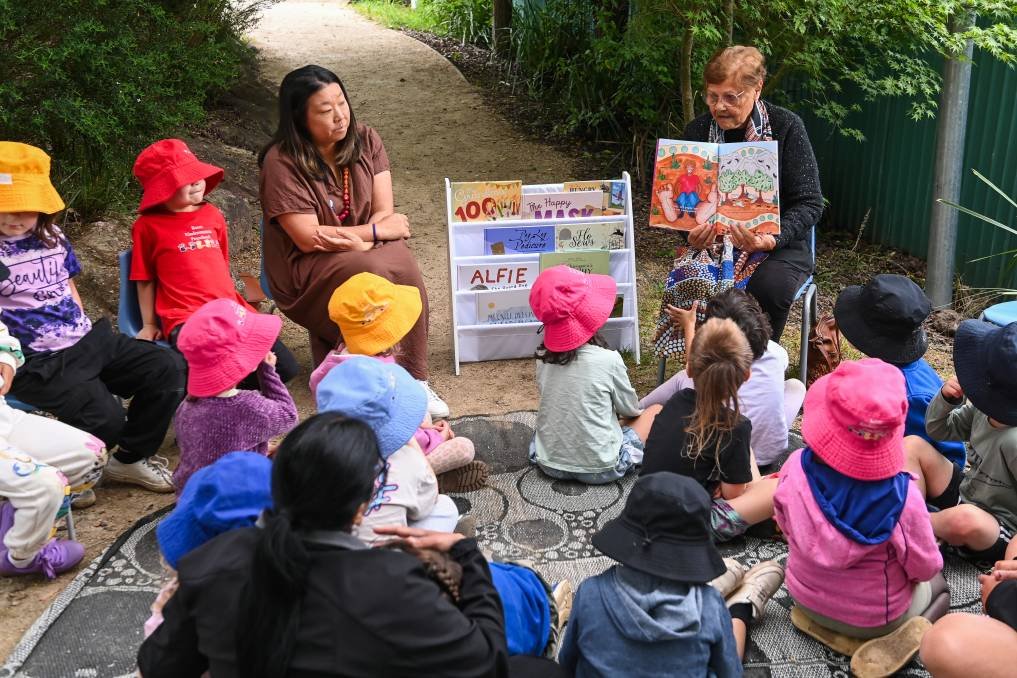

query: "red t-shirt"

left=130, top=203, right=252, bottom=335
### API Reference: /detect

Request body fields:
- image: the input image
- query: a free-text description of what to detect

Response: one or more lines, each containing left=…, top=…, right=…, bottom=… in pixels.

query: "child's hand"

left=0, top=363, right=12, bottom=396
left=942, top=376, right=964, bottom=402
left=433, top=420, right=455, bottom=441
left=665, top=301, right=699, bottom=330
left=264, top=351, right=277, bottom=367
left=137, top=324, right=163, bottom=342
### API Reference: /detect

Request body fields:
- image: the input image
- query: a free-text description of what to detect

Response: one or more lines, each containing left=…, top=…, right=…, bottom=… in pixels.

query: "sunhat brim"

left=0, top=174, right=65, bottom=215
left=375, top=366, right=429, bottom=457
left=955, top=320, right=1017, bottom=426
left=834, top=286, right=928, bottom=364
left=138, top=158, right=225, bottom=212
left=183, top=311, right=282, bottom=397
left=592, top=515, right=726, bottom=584
left=800, top=372, right=905, bottom=481
left=542, top=273, right=618, bottom=352
left=340, top=283, right=422, bottom=356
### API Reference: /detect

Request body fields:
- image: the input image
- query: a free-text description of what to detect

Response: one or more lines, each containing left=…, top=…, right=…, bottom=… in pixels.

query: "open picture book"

left=649, top=139, right=780, bottom=235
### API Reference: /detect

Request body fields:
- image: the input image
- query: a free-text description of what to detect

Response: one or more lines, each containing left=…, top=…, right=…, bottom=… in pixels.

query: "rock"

left=206, top=187, right=257, bottom=254
left=928, top=309, right=963, bottom=337
left=66, top=220, right=132, bottom=322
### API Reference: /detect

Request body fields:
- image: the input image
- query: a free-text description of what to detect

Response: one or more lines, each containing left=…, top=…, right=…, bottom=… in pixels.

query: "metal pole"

left=926, top=11, right=976, bottom=307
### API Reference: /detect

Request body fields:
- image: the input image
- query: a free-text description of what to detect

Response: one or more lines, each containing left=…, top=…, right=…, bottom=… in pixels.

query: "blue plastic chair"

left=5, top=396, right=35, bottom=412
left=981, top=300, right=1017, bottom=327
left=118, top=250, right=170, bottom=347
left=656, top=226, right=818, bottom=386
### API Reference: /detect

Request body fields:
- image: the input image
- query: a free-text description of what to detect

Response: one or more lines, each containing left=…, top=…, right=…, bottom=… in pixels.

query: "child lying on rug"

left=560, top=471, right=783, bottom=677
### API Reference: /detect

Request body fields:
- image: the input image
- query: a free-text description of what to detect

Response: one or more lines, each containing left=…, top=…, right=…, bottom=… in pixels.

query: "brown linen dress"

left=259, top=125, right=429, bottom=378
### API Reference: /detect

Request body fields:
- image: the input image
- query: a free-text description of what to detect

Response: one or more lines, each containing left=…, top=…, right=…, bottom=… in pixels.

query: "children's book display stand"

left=445, top=173, right=641, bottom=375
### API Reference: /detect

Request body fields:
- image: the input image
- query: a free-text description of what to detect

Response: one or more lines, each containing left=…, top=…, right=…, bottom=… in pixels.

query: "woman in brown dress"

left=258, top=65, right=448, bottom=418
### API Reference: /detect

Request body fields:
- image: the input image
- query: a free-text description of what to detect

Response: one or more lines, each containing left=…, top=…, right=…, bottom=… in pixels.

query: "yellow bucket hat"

left=0, top=142, right=65, bottom=215
left=328, top=272, right=422, bottom=356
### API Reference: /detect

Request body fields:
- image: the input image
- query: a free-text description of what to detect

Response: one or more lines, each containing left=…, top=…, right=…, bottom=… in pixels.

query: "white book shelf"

left=445, top=172, right=641, bottom=375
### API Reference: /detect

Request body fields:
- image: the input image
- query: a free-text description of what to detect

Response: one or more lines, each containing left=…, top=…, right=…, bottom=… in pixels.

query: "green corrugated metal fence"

left=803, top=54, right=1017, bottom=292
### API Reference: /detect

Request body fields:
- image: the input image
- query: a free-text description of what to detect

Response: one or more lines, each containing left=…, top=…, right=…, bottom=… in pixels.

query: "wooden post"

left=493, top=0, right=512, bottom=56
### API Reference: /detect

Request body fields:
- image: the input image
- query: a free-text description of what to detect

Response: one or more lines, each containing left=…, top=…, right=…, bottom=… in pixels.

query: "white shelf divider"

left=446, top=173, right=640, bottom=375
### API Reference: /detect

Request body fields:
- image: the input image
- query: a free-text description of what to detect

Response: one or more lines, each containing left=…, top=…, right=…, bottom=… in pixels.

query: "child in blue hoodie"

left=559, top=472, right=784, bottom=677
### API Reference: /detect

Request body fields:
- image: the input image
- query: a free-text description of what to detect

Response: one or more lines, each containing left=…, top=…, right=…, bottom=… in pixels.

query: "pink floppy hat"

left=801, top=358, right=908, bottom=481
left=529, top=265, right=617, bottom=352
left=176, top=299, right=282, bottom=397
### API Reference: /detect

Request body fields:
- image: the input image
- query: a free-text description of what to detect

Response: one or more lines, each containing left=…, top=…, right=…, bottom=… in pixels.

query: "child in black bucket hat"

left=834, top=274, right=965, bottom=467
left=906, top=320, right=1017, bottom=563
left=558, top=472, right=783, bottom=677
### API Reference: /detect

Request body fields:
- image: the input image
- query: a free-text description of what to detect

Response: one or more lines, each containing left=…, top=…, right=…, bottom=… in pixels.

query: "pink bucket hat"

left=176, top=299, right=282, bottom=397
left=801, top=358, right=908, bottom=481
left=133, top=139, right=224, bottom=212
left=529, top=265, right=617, bottom=352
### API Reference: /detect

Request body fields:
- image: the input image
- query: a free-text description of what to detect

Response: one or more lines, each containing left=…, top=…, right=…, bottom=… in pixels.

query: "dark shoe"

left=438, top=461, right=489, bottom=493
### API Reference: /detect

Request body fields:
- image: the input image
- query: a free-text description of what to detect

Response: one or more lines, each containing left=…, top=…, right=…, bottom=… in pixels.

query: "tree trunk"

left=725, top=0, right=734, bottom=45
left=492, top=0, right=512, bottom=57
left=681, top=27, right=695, bottom=127
left=926, top=10, right=976, bottom=306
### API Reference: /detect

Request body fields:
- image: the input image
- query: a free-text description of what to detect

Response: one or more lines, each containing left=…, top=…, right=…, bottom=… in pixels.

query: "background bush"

left=0, top=0, right=271, bottom=219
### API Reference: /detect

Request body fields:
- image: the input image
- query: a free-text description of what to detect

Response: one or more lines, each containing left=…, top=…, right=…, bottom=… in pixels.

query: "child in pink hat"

left=130, top=139, right=297, bottom=388
left=172, top=299, right=298, bottom=494
left=527, top=266, right=659, bottom=484
left=774, top=359, right=947, bottom=674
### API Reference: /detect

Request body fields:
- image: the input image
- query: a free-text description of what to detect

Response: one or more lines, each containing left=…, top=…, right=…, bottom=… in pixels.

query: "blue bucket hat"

left=315, top=356, right=427, bottom=458
left=954, top=319, right=1017, bottom=427
left=156, top=452, right=273, bottom=569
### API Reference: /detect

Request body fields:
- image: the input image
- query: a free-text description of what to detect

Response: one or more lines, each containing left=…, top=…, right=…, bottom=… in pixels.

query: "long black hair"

left=257, top=64, right=362, bottom=178
left=235, top=412, right=382, bottom=678
left=535, top=332, right=609, bottom=366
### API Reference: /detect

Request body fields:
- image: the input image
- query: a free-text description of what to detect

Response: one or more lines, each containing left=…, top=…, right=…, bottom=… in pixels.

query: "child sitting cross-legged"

left=173, top=299, right=297, bottom=494
left=528, top=266, right=660, bottom=484
left=309, top=272, right=487, bottom=492
left=835, top=274, right=966, bottom=467
left=906, top=320, right=1017, bottom=564
left=775, top=359, right=948, bottom=677
left=640, top=317, right=780, bottom=542
left=316, top=357, right=461, bottom=543
left=559, top=472, right=784, bottom=677
left=130, top=139, right=298, bottom=387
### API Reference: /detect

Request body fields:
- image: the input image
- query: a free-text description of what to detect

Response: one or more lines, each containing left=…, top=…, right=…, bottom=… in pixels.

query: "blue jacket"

left=899, top=359, right=966, bottom=467
left=558, top=565, right=741, bottom=678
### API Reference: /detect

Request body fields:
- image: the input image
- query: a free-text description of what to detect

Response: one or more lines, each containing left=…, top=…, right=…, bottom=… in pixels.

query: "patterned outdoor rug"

left=1, top=411, right=986, bottom=677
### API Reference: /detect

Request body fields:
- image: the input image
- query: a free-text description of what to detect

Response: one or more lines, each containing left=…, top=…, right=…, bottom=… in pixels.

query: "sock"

left=729, top=602, right=753, bottom=625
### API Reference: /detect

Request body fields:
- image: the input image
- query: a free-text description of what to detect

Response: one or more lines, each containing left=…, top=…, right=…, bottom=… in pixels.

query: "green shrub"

left=0, top=0, right=268, bottom=219
left=350, top=0, right=441, bottom=32
left=423, top=0, right=493, bottom=47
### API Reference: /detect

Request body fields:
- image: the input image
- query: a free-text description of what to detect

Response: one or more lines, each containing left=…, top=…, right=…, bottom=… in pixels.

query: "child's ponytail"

left=685, top=318, right=753, bottom=464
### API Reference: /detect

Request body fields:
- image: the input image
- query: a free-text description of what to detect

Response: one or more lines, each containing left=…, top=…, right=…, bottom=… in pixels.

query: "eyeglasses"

left=701, top=89, right=746, bottom=107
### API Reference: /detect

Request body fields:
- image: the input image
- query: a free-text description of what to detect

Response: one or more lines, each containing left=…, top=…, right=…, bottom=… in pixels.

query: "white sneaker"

left=103, top=455, right=174, bottom=493
left=726, top=560, right=785, bottom=620
left=418, top=380, right=450, bottom=420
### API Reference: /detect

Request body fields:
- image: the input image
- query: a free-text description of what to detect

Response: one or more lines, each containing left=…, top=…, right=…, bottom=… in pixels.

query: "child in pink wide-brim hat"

left=527, top=266, right=660, bottom=485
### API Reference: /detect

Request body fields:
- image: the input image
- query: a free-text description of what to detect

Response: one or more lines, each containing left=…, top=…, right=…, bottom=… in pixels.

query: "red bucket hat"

left=801, top=358, right=908, bottom=481
left=177, top=299, right=282, bottom=397
left=529, top=265, right=617, bottom=352
left=133, top=139, right=224, bottom=212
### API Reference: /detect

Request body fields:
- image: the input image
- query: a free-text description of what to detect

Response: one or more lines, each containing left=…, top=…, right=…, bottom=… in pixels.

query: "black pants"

left=745, top=238, right=813, bottom=339
left=168, top=326, right=299, bottom=389
left=11, top=318, right=186, bottom=462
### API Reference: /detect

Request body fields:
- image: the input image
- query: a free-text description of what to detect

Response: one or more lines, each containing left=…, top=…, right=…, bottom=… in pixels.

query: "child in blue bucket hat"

left=316, top=357, right=460, bottom=542
left=906, top=320, right=1017, bottom=562
left=145, top=451, right=272, bottom=638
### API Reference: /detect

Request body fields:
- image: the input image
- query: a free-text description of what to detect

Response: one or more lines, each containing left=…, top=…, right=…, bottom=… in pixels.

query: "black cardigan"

left=683, top=102, right=824, bottom=269
left=137, top=529, right=509, bottom=678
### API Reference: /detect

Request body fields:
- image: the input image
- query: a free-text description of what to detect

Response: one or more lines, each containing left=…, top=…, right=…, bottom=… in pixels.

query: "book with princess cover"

left=649, top=139, right=780, bottom=235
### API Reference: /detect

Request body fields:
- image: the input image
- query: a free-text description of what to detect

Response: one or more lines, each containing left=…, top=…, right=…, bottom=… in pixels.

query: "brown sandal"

left=790, top=606, right=865, bottom=657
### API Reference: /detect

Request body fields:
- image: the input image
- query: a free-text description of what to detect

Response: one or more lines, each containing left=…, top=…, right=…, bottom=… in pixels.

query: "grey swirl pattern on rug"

left=1, top=411, right=987, bottom=677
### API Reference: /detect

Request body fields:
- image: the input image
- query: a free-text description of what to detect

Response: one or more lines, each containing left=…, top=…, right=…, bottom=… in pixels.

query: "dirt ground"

left=0, top=0, right=580, bottom=657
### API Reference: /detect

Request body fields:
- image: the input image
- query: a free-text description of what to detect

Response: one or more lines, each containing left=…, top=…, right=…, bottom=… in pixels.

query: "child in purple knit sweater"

left=172, top=299, right=297, bottom=494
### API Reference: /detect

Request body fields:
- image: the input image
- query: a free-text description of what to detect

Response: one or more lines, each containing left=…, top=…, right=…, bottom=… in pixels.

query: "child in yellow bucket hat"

left=309, top=272, right=487, bottom=493
left=0, top=142, right=186, bottom=496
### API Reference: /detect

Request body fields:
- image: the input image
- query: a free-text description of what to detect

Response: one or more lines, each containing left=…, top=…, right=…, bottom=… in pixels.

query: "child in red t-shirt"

left=130, top=139, right=297, bottom=386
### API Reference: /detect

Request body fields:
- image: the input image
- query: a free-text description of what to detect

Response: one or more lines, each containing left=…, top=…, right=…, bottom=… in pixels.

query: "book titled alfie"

left=457, top=262, right=535, bottom=290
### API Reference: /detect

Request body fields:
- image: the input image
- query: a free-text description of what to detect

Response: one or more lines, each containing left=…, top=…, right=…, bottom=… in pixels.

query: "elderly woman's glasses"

left=701, top=89, right=746, bottom=107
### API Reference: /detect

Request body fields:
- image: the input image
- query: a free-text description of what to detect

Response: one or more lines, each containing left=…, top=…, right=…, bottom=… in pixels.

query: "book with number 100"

left=450, top=180, right=523, bottom=222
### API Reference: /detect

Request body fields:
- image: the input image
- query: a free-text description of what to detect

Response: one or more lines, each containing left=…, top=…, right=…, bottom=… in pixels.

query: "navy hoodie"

left=558, top=565, right=741, bottom=677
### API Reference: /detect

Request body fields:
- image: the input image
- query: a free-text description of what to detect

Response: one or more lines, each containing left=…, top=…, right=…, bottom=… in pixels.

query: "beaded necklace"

left=333, top=166, right=351, bottom=223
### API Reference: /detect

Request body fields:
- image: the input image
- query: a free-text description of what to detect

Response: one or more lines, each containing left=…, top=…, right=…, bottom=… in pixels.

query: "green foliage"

left=350, top=0, right=442, bottom=32
left=423, top=0, right=493, bottom=47
left=0, top=0, right=269, bottom=219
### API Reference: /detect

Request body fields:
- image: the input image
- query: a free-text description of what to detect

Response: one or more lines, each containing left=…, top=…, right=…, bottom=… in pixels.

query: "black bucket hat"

left=834, top=274, right=931, bottom=364
left=954, top=319, right=1017, bottom=427
left=591, top=472, right=726, bottom=583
